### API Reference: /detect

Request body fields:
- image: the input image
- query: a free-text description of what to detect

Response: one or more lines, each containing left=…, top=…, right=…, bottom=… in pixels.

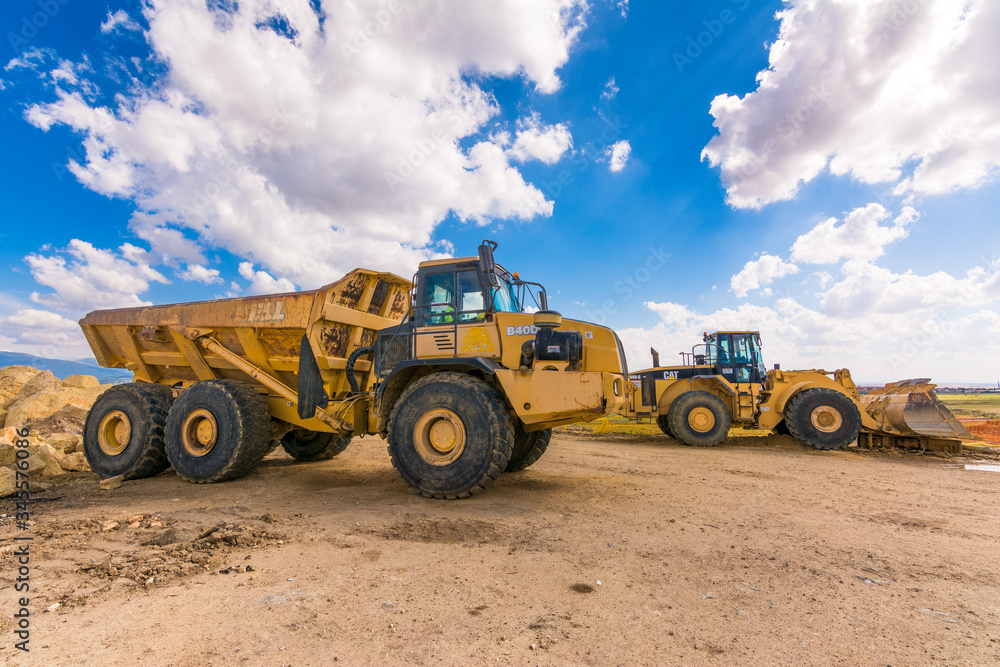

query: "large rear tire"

left=83, top=383, right=174, bottom=480
left=281, top=429, right=351, bottom=461
left=784, top=388, right=861, bottom=451
left=666, top=391, right=730, bottom=447
left=505, top=428, right=551, bottom=472
left=387, top=373, right=513, bottom=499
left=164, top=380, right=271, bottom=483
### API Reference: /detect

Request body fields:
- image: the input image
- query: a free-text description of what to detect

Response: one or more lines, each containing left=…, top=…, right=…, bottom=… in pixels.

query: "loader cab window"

left=730, top=333, right=766, bottom=384
left=422, top=270, right=487, bottom=325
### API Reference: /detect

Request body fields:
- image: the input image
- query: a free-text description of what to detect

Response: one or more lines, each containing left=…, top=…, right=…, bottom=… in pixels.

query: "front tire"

left=164, top=380, right=271, bottom=483
left=666, top=391, right=730, bottom=447
left=506, top=428, right=551, bottom=472
left=83, top=383, right=174, bottom=479
left=784, top=388, right=861, bottom=451
left=281, top=429, right=351, bottom=461
left=387, top=373, right=513, bottom=499
left=656, top=415, right=674, bottom=439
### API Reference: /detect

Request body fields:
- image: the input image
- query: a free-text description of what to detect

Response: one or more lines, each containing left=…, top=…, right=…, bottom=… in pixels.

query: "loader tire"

left=667, top=391, right=730, bottom=447
left=656, top=415, right=675, bottom=439
left=784, top=388, right=861, bottom=451
left=164, top=380, right=271, bottom=483
left=83, top=383, right=174, bottom=480
left=506, top=428, right=551, bottom=472
left=387, top=373, right=513, bottom=499
left=281, top=429, right=351, bottom=461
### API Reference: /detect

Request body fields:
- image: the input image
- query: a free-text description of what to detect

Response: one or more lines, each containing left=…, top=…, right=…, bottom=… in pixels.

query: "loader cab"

left=703, top=331, right=766, bottom=385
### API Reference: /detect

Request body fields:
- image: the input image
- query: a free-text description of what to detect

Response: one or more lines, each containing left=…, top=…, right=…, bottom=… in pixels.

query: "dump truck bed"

left=80, top=269, right=412, bottom=401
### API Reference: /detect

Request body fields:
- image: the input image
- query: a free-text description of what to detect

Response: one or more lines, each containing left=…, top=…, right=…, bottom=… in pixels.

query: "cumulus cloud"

left=26, top=240, right=170, bottom=312
left=0, top=309, right=95, bottom=359
left=791, top=205, right=918, bottom=264
left=608, top=140, right=631, bottom=172
left=506, top=113, right=573, bottom=165
left=731, top=254, right=799, bottom=298
left=24, top=0, right=589, bottom=287
left=238, top=262, right=296, bottom=296
left=179, top=264, right=223, bottom=285
left=702, top=0, right=1000, bottom=208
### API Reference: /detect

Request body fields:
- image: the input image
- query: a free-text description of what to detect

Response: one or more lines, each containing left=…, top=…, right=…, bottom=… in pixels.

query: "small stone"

left=149, top=521, right=163, bottom=528
left=127, top=515, right=144, bottom=523
left=45, top=603, right=61, bottom=613
left=128, top=522, right=141, bottom=529
left=101, top=521, right=120, bottom=531
left=100, top=475, right=124, bottom=491
left=529, top=643, right=537, bottom=651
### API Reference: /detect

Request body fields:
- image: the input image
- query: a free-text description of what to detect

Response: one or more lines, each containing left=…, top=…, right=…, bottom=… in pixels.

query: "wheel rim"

left=810, top=406, right=843, bottom=433
left=98, top=410, right=132, bottom=456
left=181, top=408, right=219, bottom=457
left=688, top=406, right=716, bottom=433
left=413, top=409, right=466, bottom=466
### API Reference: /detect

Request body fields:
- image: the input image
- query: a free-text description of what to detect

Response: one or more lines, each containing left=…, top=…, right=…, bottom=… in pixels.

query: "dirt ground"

left=2, top=432, right=999, bottom=666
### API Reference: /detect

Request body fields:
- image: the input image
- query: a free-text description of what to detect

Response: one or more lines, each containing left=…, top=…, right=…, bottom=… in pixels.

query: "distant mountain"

left=0, top=351, right=133, bottom=384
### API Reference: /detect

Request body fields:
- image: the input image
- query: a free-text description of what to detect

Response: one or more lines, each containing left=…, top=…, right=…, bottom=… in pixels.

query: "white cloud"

left=730, top=254, right=799, bottom=298
left=0, top=309, right=93, bottom=360
left=238, top=262, right=296, bottom=295
left=101, top=10, right=142, bottom=33
left=601, top=76, right=619, bottom=100
left=702, top=0, right=1000, bottom=209
left=179, top=264, right=223, bottom=284
left=615, top=1, right=629, bottom=19
left=506, top=113, right=573, bottom=165
left=4, top=48, right=53, bottom=72
left=26, top=240, right=170, bottom=313
left=791, top=204, right=918, bottom=264
left=608, top=140, right=631, bottom=172
left=24, top=0, right=589, bottom=287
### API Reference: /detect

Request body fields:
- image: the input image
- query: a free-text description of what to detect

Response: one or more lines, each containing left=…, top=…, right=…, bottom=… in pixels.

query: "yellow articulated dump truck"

left=622, top=330, right=971, bottom=453
left=79, top=241, right=629, bottom=498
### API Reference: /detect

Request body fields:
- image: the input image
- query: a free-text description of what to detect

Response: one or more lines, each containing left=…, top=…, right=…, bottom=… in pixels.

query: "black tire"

left=164, top=380, right=271, bottom=483
left=83, top=383, right=174, bottom=480
left=656, top=415, right=674, bottom=438
left=505, top=428, right=551, bottom=472
left=387, top=373, right=513, bottom=499
left=281, top=429, right=351, bottom=461
left=784, top=388, right=861, bottom=451
left=666, top=391, right=730, bottom=447
left=771, top=419, right=790, bottom=436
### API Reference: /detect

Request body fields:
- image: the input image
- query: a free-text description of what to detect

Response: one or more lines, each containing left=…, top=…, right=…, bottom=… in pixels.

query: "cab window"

left=423, top=270, right=487, bottom=325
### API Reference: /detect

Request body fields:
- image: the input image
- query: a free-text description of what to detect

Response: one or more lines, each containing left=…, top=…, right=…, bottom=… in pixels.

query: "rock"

left=128, top=514, right=144, bottom=523
left=0, top=408, right=6, bottom=429
left=45, top=603, right=61, bottom=613
left=46, top=433, right=81, bottom=454
left=13, top=444, right=65, bottom=477
left=0, top=467, right=15, bottom=498
left=100, top=475, right=124, bottom=490
left=9, top=371, right=62, bottom=405
left=0, top=444, right=16, bottom=468
left=0, top=366, right=40, bottom=406
left=4, top=386, right=106, bottom=430
left=101, top=521, right=120, bottom=531
left=60, top=452, right=90, bottom=472
left=62, top=374, right=100, bottom=389
left=145, top=525, right=204, bottom=546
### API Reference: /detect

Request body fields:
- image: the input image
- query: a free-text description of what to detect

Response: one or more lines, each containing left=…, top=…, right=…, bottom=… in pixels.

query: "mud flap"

left=297, top=335, right=329, bottom=419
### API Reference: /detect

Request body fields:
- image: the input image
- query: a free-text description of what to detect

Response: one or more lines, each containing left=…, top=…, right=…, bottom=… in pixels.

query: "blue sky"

left=1, top=0, right=999, bottom=384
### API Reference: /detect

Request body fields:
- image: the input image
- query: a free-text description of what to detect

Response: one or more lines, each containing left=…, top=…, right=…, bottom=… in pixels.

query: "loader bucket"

left=861, top=379, right=972, bottom=440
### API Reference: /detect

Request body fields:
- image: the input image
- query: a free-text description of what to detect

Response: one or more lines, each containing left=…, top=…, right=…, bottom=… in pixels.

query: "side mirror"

left=478, top=240, right=499, bottom=287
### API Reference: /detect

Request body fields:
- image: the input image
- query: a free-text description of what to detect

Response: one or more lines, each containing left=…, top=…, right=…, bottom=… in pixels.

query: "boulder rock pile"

left=0, top=365, right=115, bottom=497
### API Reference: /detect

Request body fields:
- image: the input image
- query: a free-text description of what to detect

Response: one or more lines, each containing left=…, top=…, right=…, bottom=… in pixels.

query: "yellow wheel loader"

left=622, top=331, right=971, bottom=453
left=79, top=240, right=629, bottom=499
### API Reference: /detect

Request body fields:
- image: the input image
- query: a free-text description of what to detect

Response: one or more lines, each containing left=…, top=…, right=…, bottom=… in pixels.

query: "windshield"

left=491, top=273, right=520, bottom=313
